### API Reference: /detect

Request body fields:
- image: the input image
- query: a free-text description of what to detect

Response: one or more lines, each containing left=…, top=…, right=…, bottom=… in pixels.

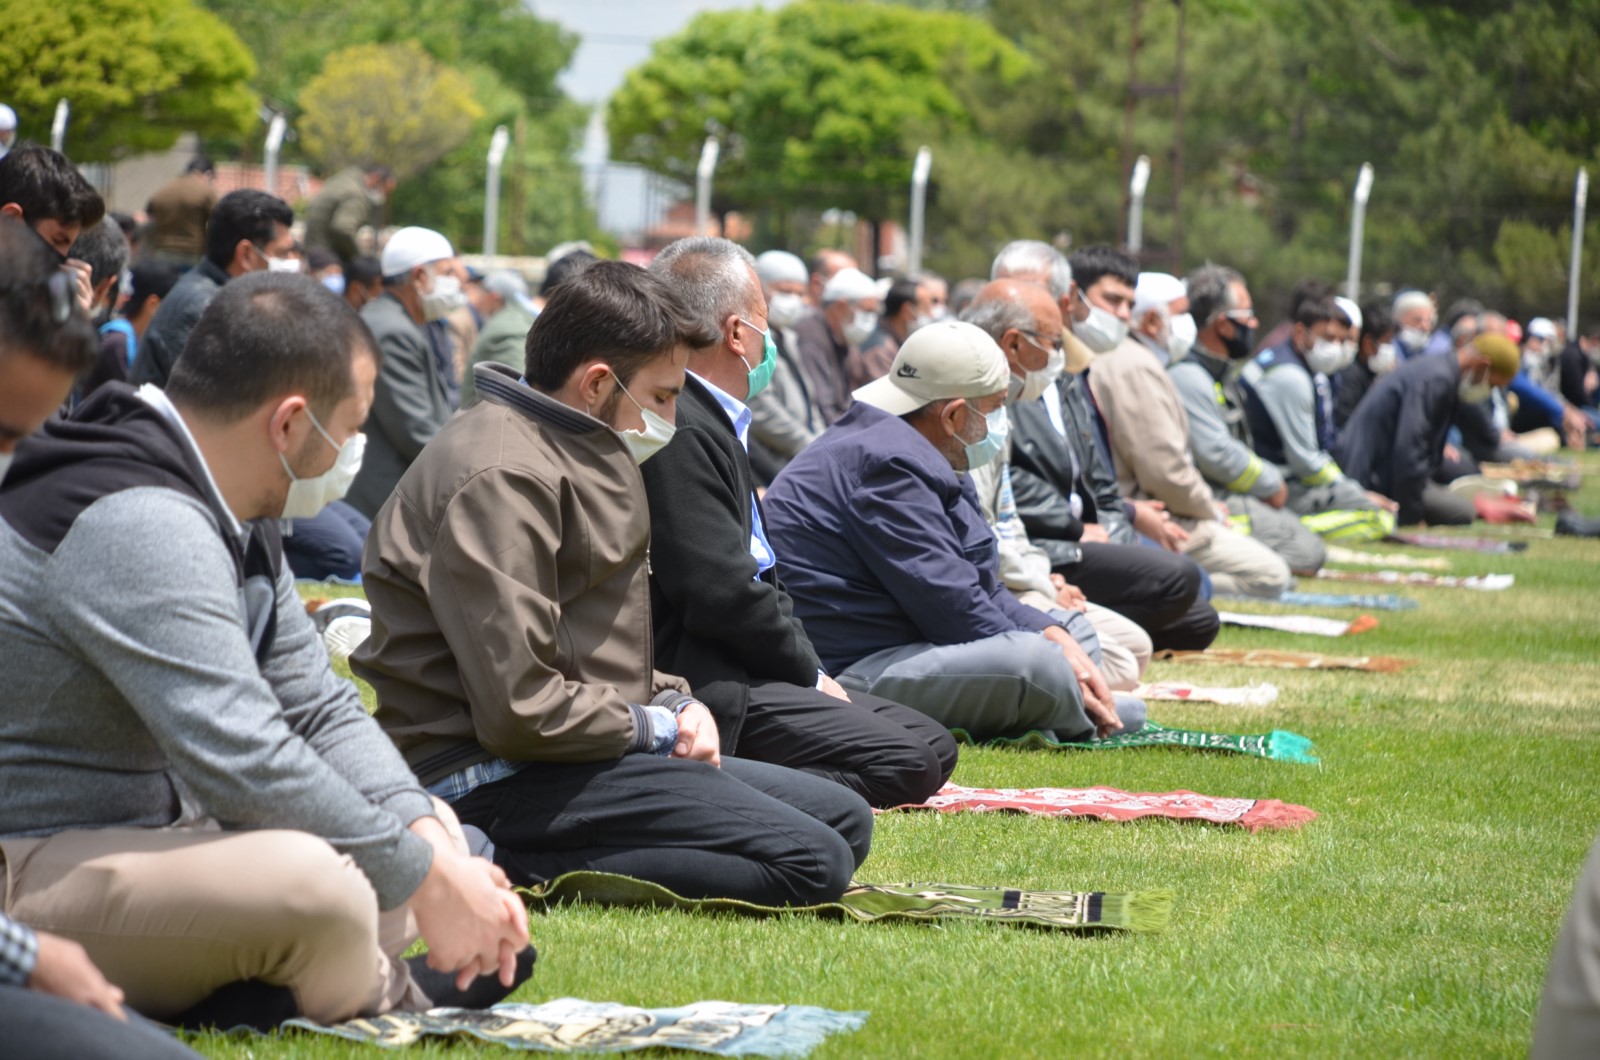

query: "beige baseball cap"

left=853, top=319, right=1010, bottom=416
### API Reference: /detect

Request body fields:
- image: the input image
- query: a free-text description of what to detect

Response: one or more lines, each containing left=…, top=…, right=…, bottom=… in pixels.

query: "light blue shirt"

left=690, top=372, right=776, bottom=576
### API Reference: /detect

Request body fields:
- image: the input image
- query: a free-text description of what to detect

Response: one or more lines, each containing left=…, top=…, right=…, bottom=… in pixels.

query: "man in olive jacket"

left=354, top=262, right=871, bottom=906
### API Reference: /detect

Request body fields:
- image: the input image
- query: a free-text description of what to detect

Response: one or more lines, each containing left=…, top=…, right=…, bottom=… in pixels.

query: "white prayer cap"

left=853, top=320, right=1009, bottom=416
left=380, top=226, right=454, bottom=279
left=755, top=250, right=807, bottom=287
left=1132, top=272, right=1185, bottom=318
left=1527, top=316, right=1558, bottom=340
left=821, top=267, right=878, bottom=304
left=0, top=105, right=15, bottom=131
left=1334, top=296, right=1362, bottom=332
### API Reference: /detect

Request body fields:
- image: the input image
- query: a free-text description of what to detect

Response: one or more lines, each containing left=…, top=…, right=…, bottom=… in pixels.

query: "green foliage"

left=298, top=42, right=482, bottom=180
left=0, top=0, right=257, bottom=162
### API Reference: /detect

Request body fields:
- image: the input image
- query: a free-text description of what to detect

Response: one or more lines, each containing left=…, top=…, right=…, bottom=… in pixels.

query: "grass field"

left=194, top=461, right=1600, bottom=1059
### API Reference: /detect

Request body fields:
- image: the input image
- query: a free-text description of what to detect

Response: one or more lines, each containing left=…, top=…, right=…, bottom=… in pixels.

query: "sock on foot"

left=170, top=979, right=298, bottom=1032
left=405, top=945, right=536, bottom=1010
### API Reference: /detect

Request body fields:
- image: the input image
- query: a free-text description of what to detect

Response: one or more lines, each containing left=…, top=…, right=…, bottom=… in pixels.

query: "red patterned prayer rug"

left=885, top=784, right=1317, bottom=832
left=1153, top=648, right=1412, bottom=672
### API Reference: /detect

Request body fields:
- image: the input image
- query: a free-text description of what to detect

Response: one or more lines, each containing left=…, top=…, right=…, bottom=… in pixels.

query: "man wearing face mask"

left=747, top=249, right=821, bottom=482
left=643, top=238, right=956, bottom=810
left=792, top=266, right=882, bottom=425
left=1392, top=290, right=1438, bottom=361
left=1336, top=334, right=1521, bottom=526
left=1238, top=290, right=1396, bottom=542
left=345, top=227, right=463, bottom=518
left=355, top=261, right=873, bottom=905
left=847, top=277, right=933, bottom=389
left=1334, top=298, right=1398, bottom=431
left=133, top=190, right=297, bottom=388
left=1168, top=264, right=1324, bottom=592
left=1, top=272, right=535, bottom=1031
left=765, top=321, right=1140, bottom=743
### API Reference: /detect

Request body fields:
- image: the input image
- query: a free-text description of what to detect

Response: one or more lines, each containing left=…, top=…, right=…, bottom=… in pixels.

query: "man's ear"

left=0, top=203, right=22, bottom=222
left=576, top=362, right=615, bottom=410
left=724, top=313, right=748, bottom=358
left=267, top=394, right=308, bottom=454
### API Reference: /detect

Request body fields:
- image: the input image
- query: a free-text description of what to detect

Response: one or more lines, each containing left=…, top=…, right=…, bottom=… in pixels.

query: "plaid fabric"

left=426, top=758, right=527, bottom=804
left=0, top=912, right=38, bottom=986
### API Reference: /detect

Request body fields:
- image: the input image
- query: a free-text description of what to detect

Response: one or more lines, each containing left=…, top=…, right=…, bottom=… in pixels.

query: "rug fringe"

left=1100, top=890, right=1174, bottom=933
left=1266, top=730, right=1320, bottom=765
left=1237, top=799, right=1320, bottom=832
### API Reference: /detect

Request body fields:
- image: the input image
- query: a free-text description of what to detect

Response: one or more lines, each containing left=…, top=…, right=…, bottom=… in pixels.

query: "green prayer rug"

left=950, top=721, right=1319, bottom=764
left=520, top=871, right=1171, bottom=933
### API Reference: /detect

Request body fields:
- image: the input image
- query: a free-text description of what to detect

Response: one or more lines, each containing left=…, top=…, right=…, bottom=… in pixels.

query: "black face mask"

left=1220, top=318, right=1255, bottom=360
left=28, top=223, right=68, bottom=267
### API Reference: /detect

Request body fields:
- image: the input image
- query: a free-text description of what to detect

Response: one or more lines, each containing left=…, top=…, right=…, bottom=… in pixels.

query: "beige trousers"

left=0, top=802, right=464, bottom=1024
left=1179, top=516, right=1293, bottom=599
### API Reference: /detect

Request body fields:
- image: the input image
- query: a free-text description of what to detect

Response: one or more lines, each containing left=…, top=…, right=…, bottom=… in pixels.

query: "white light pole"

left=50, top=99, right=69, bottom=154
left=1126, top=154, right=1151, bottom=255
left=483, top=125, right=511, bottom=257
left=262, top=113, right=288, bottom=198
left=1346, top=162, right=1374, bottom=301
left=1568, top=167, right=1589, bottom=339
left=694, top=137, right=720, bottom=237
left=908, top=145, right=932, bottom=275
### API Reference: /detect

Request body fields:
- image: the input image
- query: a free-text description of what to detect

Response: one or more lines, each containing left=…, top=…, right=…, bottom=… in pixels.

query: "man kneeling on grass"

left=763, top=320, right=1144, bottom=743
left=353, top=261, right=872, bottom=906
left=0, top=270, right=530, bottom=1031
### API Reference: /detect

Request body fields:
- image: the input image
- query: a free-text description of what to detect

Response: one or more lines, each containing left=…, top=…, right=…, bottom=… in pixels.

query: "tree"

left=298, top=42, right=483, bottom=180
left=0, top=0, right=256, bottom=161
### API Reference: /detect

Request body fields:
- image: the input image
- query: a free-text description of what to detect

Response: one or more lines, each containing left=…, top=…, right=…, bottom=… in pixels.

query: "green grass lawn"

left=194, top=462, right=1600, bottom=1058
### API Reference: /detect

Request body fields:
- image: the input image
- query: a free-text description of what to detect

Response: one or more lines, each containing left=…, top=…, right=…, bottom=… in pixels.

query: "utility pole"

left=1117, top=0, right=1144, bottom=249
left=1171, top=0, right=1187, bottom=272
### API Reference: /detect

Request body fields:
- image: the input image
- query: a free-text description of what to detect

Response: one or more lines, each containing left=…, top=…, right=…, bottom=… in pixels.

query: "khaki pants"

left=0, top=802, right=463, bottom=1024
left=1180, top=516, right=1293, bottom=599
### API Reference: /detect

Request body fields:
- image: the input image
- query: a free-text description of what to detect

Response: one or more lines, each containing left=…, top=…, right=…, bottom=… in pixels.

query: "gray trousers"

left=1534, top=829, right=1600, bottom=1058
left=836, top=613, right=1099, bottom=742
left=1231, top=493, right=1328, bottom=574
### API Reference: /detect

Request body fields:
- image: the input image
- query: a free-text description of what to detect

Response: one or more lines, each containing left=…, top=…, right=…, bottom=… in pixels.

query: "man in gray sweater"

left=0, top=272, right=529, bottom=1028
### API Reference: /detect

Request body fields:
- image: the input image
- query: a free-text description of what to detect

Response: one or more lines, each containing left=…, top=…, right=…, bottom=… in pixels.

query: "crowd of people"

left=2, top=138, right=1599, bottom=1055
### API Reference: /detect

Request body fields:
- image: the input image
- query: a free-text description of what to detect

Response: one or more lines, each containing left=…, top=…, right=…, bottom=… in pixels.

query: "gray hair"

left=1184, top=263, right=1245, bottom=328
left=990, top=240, right=1072, bottom=301
left=960, top=292, right=1035, bottom=341
left=69, top=216, right=130, bottom=289
left=650, top=237, right=758, bottom=337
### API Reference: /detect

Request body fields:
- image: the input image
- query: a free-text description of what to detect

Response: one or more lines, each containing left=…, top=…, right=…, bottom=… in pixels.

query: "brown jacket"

left=353, top=362, right=690, bottom=784
left=1088, top=335, right=1224, bottom=548
left=144, top=173, right=217, bottom=260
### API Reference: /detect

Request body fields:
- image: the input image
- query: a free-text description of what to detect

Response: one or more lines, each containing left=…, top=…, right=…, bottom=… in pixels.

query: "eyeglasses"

left=1223, top=310, right=1257, bottom=327
left=1019, top=329, right=1065, bottom=354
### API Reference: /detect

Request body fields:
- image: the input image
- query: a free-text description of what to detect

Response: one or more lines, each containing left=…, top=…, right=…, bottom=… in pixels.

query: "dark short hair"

left=346, top=255, right=382, bottom=287
left=110, top=211, right=138, bottom=238
left=540, top=249, right=598, bottom=296
left=1293, top=294, right=1340, bottom=329
left=363, top=163, right=394, bottom=181
left=0, top=144, right=105, bottom=231
left=165, top=272, right=378, bottom=422
left=69, top=217, right=129, bottom=289
left=125, top=261, right=182, bottom=317
left=1441, top=298, right=1484, bottom=333
left=204, top=190, right=294, bottom=270
left=0, top=218, right=97, bottom=375
left=1359, top=297, right=1394, bottom=343
left=186, top=155, right=215, bottom=176
left=885, top=279, right=923, bottom=320
left=523, top=260, right=717, bottom=391
left=1068, top=244, right=1138, bottom=294
left=306, top=247, right=341, bottom=274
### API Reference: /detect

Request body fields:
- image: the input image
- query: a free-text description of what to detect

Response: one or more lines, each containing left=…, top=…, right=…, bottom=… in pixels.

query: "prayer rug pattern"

left=1312, top=569, right=1514, bottom=591
left=950, top=722, right=1318, bottom=764
left=1154, top=648, right=1410, bottom=672
left=1131, top=680, right=1280, bottom=706
left=885, top=783, right=1317, bottom=832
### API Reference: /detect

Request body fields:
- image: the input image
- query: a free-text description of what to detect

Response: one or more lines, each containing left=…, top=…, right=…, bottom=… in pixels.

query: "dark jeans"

left=452, top=755, right=872, bottom=907
left=0, top=987, right=201, bottom=1059
left=1065, top=541, right=1220, bottom=652
left=282, top=500, right=370, bottom=581
left=734, top=680, right=957, bottom=809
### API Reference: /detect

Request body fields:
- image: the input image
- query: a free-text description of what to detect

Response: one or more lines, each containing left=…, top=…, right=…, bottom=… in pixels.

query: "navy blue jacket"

left=1333, top=351, right=1458, bottom=526
left=764, top=401, right=1058, bottom=674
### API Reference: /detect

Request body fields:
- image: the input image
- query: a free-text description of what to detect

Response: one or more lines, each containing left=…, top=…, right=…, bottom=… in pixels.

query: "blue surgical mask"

left=960, top=402, right=1008, bottom=470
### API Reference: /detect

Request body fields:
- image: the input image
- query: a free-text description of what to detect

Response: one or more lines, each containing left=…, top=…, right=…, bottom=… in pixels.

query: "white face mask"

left=612, top=376, right=676, bottom=465
left=766, top=291, right=805, bottom=329
left=420, top=271, right=466, bottom=322
left=1073, top=302, right=1128, bottom=353
left=1009, top=333, right=1066, bottom=403
left=1369, top=342, right=1398, bottom=376
left=1458, top=371, right=1493, bottom=404
left=1305, top=338, right=1346, bottom=376
left=280, top=409, right=364, bottom=520
left=843, top=308, right=877, bottom=346
left=1166, top=312, right=1197, bottom=361
left=1338, top=339, right=1359, bottom=372
left=1399, top=326, right=1430, bottom=350
left=0, top=450, right=12, bottom=486
left=266, top=255, right=302, bottom=274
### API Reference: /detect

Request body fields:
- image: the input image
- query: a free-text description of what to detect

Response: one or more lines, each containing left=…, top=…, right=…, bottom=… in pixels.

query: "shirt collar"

left=135, top=384, right=246, bottom=540
left=689, top=371, right=752, bottom=450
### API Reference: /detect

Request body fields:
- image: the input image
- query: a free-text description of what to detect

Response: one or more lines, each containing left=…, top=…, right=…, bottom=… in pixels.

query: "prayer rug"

left=885, top=783, right=1316, bottom=832
left=1324, top=546, right=1450, bottom=570
left=1217, top=611, right=1379, bottom=637
left=1312, top=569, right=1514, bottom=591
left=950, top=722, right=1318, bottom=764
left=1387, top=531, right=1529, bottom=554
left=1132, top=680, right=1280, bottom=706
left=519, top=871, right=1172, bottom=933
left=1480, top=459, right=1583, bottom=490
left=1275, top=591, right=1417, bottom=611
left=283, top=999, right=867, bottom=1055
left=1154, top=648, right=1412, bottom=673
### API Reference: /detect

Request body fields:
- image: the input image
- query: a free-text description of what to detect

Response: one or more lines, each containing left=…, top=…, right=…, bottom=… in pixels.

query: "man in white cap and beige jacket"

left=764, top=320, right=1145, bottom=742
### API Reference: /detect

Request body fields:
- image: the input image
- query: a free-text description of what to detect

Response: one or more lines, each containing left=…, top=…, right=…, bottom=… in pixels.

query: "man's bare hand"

left=1365, top=490, right=1399, bottom=513
left=818, top=674, right=852, bottom=702
left=1049, top=573, right=1088, bottom=612
left=1131, top=499, right=1188, bottom=551
left=671, top=703, right=722, bottom=767
left=409, top=841, right=529, bottom=993
left=64, top=260, right=94, bottom=315
left=1266, top=482, right=1289, bottom=509
left=1079, top=523, right=1111, bottom=544
left=29, top=932, right=126, bottom=1020
left=1041, top=625, right=1120, bottom=737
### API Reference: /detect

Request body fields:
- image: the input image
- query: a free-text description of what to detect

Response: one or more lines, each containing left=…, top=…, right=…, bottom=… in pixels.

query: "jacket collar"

left=474, top=362, right=609, bottom=434
left=1183, top=344, right=1235, bottom=383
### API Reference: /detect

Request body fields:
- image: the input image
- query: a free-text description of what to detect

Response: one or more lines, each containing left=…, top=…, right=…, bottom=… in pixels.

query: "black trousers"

left=453, top=755, right=872, bottom=907
left=1062, top=541, right=1219, bottom=652
left=0, top=987, right=201, bottom=1060
left=734, top=680, right=957, bottom=809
